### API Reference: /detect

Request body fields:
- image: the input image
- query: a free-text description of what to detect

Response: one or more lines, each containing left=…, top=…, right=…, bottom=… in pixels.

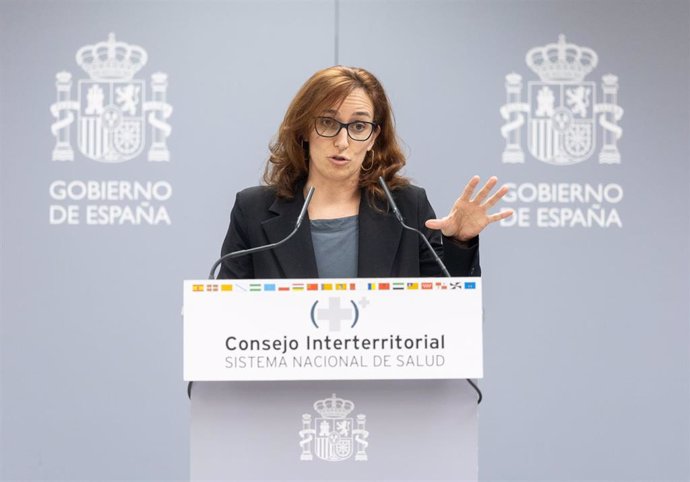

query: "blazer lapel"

left=261, top=189, right=402, bottom=279
left=357, top=194, right=402, bottom=277
left=261, top=191, right=319, bottom=278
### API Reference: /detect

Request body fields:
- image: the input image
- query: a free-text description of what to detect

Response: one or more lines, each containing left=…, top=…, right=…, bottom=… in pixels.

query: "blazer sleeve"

left=217, top=192, right=255, bottom=279
left=416, top=188, right=481, bottom=277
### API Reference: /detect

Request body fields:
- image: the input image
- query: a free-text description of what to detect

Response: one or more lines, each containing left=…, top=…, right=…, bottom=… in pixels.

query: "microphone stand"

left=189, top=187, right=315, bottom=398
left=378, top=176, right=483, bottom=404
left=207, top=187, right=315, bottom=280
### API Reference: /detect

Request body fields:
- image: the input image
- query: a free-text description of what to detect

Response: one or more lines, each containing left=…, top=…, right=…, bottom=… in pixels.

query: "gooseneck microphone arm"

left=377, top=177, right=451, bottom=277
left=207, top=186, right=316, bottom=280
left=189, top=186, right=315, bottom=400
left=377, top=176, right=483, bottom=404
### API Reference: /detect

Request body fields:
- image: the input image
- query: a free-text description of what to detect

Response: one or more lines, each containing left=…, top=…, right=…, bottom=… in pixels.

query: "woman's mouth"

left=329, top=155, right=350, bottom=164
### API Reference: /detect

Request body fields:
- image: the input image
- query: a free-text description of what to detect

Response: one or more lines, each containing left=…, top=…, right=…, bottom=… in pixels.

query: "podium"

left=184, top=277, right=483, bottom=481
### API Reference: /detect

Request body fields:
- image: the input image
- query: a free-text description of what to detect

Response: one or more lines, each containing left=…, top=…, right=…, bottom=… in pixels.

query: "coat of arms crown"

left=526, top=34, right=598, bottom=83
left=313, top=394, right=355, bottom=419
left=76, top=33, right=148, bottom=81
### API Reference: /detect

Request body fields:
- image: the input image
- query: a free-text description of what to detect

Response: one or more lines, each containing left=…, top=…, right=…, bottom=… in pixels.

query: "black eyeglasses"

left=314, top=117, right=377, bottom=141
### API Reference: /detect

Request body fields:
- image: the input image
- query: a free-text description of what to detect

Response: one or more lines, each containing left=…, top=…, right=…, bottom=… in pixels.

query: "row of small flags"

left=192, top=281, right=476, bottom=293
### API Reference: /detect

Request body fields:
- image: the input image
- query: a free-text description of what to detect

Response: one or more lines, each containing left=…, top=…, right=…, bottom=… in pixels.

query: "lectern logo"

left=299, top=394, right=369, bottom=462
left=50, top=33, right=172, bottom=163
left=500, top=34, right=623, bottom=166
left=310, top=297, right=360, bottom=331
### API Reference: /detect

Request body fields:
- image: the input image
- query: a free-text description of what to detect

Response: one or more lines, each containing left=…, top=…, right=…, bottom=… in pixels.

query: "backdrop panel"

left=338, top=0, right=690, bottom=480
left=0, top=1, right=334, bottom=480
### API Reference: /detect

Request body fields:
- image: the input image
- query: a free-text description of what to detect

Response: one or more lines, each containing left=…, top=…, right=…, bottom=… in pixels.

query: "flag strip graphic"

left=190, top=279, right=472, bottom=293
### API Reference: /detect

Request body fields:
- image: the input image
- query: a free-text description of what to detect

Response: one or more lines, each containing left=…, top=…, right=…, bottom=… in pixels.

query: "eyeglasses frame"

left=314, top=116, right=378, bottom=142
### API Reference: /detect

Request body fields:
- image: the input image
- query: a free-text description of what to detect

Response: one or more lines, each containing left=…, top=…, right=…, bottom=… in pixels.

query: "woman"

left=218, top=66, right=512, bottom=279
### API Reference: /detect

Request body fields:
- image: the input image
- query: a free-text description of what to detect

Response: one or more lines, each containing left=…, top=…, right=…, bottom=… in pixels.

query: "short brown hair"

left=263, top=66, right=408, bottom=202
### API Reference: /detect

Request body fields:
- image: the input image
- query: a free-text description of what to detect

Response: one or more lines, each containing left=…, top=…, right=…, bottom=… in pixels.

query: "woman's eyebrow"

left=322, top=109, right=372, bottom=118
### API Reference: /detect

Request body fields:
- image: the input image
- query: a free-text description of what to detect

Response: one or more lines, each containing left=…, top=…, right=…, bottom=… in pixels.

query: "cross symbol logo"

left=316, top=297, right=353, bottom=332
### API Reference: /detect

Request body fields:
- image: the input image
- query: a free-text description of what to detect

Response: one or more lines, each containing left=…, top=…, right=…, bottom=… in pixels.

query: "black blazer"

left=218, top=184, right=480, bottom=279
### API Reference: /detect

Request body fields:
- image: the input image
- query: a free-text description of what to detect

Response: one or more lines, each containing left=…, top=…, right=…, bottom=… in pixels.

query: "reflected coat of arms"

left=500, top=35, right=623, bottom=166
left=299, top=394, right=369, bottom=462
left=50, top=33, right=172, bottom=163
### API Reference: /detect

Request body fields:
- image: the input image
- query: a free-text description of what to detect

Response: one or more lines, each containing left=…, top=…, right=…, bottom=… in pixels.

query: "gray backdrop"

left=1, top=0, right=688, bottom=481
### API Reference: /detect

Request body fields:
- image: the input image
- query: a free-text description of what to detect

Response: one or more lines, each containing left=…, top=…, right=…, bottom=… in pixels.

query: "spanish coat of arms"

left=500, top=35, right=623, bottom=166
left=299, top=394, right=369, bottom=462
left=50, top=33, right=172, bottom=163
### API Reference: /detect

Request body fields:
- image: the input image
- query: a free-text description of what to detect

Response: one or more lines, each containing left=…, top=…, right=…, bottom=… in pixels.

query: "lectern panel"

left=184, top=277, right=483, bottom=381
left=190, top=380, right=478, bottom=481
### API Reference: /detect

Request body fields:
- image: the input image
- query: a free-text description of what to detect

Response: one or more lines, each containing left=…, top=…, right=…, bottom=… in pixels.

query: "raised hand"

left=424, top=176, right=513, bottom=242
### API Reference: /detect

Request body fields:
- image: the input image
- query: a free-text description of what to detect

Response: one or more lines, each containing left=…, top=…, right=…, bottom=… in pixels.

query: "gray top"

left=310, top=215, right=359, bottom=278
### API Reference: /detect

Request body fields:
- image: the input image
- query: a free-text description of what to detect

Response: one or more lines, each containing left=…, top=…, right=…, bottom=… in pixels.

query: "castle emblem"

left=500, top=35, right=623, bottom=166
left=50, top=33, right=172, bottom=163
left=299, top=394, right=369, bottom=462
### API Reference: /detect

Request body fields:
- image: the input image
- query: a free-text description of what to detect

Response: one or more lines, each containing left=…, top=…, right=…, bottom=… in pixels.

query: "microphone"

left=207, top=186, right=315, bottom=280
left=378, top=176, right=482, bottom=404
left=378, top=176, right=451, bottom=277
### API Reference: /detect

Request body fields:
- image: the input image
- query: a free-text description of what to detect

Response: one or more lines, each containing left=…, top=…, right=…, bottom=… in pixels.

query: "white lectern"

left=184, top=277, right=482, bottom=481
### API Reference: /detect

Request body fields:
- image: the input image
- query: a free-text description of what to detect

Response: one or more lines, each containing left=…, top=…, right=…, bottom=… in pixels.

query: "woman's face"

left=306, top=88, right=379, bottom=189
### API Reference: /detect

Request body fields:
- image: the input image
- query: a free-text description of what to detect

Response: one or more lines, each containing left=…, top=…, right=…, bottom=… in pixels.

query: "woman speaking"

left=216, top=66, right=512, bottom=280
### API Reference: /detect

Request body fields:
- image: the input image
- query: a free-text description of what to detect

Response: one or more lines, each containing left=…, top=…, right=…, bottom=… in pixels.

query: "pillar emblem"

left=299, top=394, right=369, bottom=462
left=50, top=33, right=172, bottom=163
left=501, top=35, right=623, bottom=166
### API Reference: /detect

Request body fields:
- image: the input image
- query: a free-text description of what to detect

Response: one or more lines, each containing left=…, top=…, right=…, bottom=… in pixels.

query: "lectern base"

left=190, top=380, right=478, bottom=481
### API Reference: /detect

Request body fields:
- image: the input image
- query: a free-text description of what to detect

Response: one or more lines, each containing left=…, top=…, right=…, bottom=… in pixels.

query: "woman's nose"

left=334, top=127, right=349, bottom=148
